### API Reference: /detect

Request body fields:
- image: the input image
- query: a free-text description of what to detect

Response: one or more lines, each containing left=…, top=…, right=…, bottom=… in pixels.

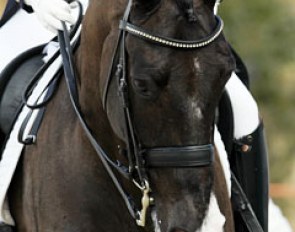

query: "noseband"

left=59, top=0, right=223, bottom=227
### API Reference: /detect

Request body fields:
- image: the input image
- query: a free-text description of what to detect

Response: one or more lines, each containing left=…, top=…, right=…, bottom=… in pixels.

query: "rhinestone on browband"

left=120, top=16, right=224, bottom=49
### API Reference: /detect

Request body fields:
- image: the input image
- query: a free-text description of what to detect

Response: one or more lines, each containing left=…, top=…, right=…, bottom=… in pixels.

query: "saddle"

left=0, top=44, right=45, bottom=151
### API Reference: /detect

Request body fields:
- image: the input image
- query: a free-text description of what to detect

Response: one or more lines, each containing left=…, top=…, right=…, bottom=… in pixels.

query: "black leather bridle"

left=58, top=0, right=224, bottom=227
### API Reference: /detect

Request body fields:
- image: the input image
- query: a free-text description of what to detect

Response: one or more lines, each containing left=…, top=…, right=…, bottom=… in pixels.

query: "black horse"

left=6, top=0, right=236, bottom=231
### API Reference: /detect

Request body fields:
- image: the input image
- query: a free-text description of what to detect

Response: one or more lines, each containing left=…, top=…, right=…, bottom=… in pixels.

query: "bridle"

left=19, top=1, right=264, bottom=231
left=58, top=0, right=224, bottom=227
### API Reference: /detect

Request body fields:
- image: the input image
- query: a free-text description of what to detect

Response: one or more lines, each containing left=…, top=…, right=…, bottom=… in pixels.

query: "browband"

left=119, top=16, right=223, bottom=49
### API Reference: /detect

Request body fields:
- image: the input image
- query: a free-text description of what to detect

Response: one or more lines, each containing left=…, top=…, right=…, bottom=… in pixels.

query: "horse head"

left=83, top=0, right=235, bottom=231
left=4, top=0, right=238, bottom=230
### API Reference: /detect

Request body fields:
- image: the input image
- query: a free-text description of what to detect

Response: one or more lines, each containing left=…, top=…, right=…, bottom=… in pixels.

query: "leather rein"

left=55, top=0, right=228, bottom=227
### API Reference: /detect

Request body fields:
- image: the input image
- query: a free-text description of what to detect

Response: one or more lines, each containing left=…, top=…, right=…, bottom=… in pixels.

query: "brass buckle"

left=135, top=180, right=152, bottom=227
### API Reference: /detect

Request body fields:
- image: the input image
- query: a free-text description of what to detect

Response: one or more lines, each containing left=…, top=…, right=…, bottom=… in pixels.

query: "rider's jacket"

left=0, top=0, right=33, bottom=27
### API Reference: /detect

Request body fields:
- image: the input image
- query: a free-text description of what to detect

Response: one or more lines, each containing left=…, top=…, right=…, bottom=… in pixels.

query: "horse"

left=8, top=0, right=236, bottom=231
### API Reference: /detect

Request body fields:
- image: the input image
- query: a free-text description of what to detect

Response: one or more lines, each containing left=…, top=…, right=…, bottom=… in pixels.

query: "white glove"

left=24, top=0, right=76, bottom=33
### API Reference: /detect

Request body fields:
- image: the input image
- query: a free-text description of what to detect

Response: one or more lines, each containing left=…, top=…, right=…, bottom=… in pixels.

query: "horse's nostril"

left=170, top=228, right=188, bottom=232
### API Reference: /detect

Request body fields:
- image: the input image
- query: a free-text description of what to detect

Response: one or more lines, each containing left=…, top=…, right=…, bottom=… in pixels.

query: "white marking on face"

left=151, top=209, right=162, bottom=232
left=195, top=192, right=226, bottom=232
left=191, top=101, right=203, bottom=120
left=151, top=193, right=225, bottom=232
left=190, top=58, right=204, bottom=121
left=194, top=57, right=202, bottom=72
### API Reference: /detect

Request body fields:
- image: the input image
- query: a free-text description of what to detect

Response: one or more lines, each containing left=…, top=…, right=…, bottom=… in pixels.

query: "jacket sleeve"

left=17, top=0, right=33, bottom=13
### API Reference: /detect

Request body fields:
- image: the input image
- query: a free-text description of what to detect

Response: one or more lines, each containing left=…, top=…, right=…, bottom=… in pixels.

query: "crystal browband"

left=119, top=16, right=224, bottom=49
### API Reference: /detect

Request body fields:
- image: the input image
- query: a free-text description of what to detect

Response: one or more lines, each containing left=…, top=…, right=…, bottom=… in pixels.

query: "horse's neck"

left=77, top=0, right=125, bottom=122
left=76, top=2, right=106, bottom=123
left=75, top=0, right=126, bottom=147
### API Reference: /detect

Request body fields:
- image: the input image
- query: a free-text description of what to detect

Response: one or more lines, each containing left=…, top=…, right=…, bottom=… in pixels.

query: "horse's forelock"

left=175, top=0, right=194, bottom=9
left=175, top=0, right=197, bottom=22
left=175, top=0, right=217, bottom=16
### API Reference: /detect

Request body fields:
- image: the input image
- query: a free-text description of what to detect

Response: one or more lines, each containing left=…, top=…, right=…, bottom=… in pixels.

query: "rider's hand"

left=24, top=0, right=76, bottom=33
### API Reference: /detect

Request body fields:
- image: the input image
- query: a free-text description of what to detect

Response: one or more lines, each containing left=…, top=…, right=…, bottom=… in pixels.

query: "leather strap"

left=18, top=75, right=61, bottom=145
left=22, top=3, right=83, bottom=109
left=145, top=144, right=214, bottom=167
left=58, top=23, right=138, bottom=219
left=102, top=0, right=132, bottom=110
left=231, top=172, right=264, bottom=232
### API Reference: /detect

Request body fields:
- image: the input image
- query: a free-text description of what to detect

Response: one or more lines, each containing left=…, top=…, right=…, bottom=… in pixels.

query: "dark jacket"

left=0, top=0, right=32, bottom=27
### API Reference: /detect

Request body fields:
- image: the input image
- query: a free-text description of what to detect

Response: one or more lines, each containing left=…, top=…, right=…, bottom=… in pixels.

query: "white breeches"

left=225, top=72, right=260, bottom=139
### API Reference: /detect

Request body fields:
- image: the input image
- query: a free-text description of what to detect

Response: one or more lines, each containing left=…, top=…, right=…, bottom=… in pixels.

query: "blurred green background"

left=219, top=0, right=295, bottom=229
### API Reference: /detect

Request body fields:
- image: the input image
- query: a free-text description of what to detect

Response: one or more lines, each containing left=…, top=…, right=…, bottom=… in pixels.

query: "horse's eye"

left=132, top=78, right=159, bottom=99
left=133, top=79, right=150, bottom=95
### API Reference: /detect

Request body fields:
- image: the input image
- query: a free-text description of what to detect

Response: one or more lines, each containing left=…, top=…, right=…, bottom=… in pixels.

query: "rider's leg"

left=227, top=74, right=293, bottom=232
left=225, top=72, right=269, bottom=232
left=225, top=72, right=260, bottom=139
